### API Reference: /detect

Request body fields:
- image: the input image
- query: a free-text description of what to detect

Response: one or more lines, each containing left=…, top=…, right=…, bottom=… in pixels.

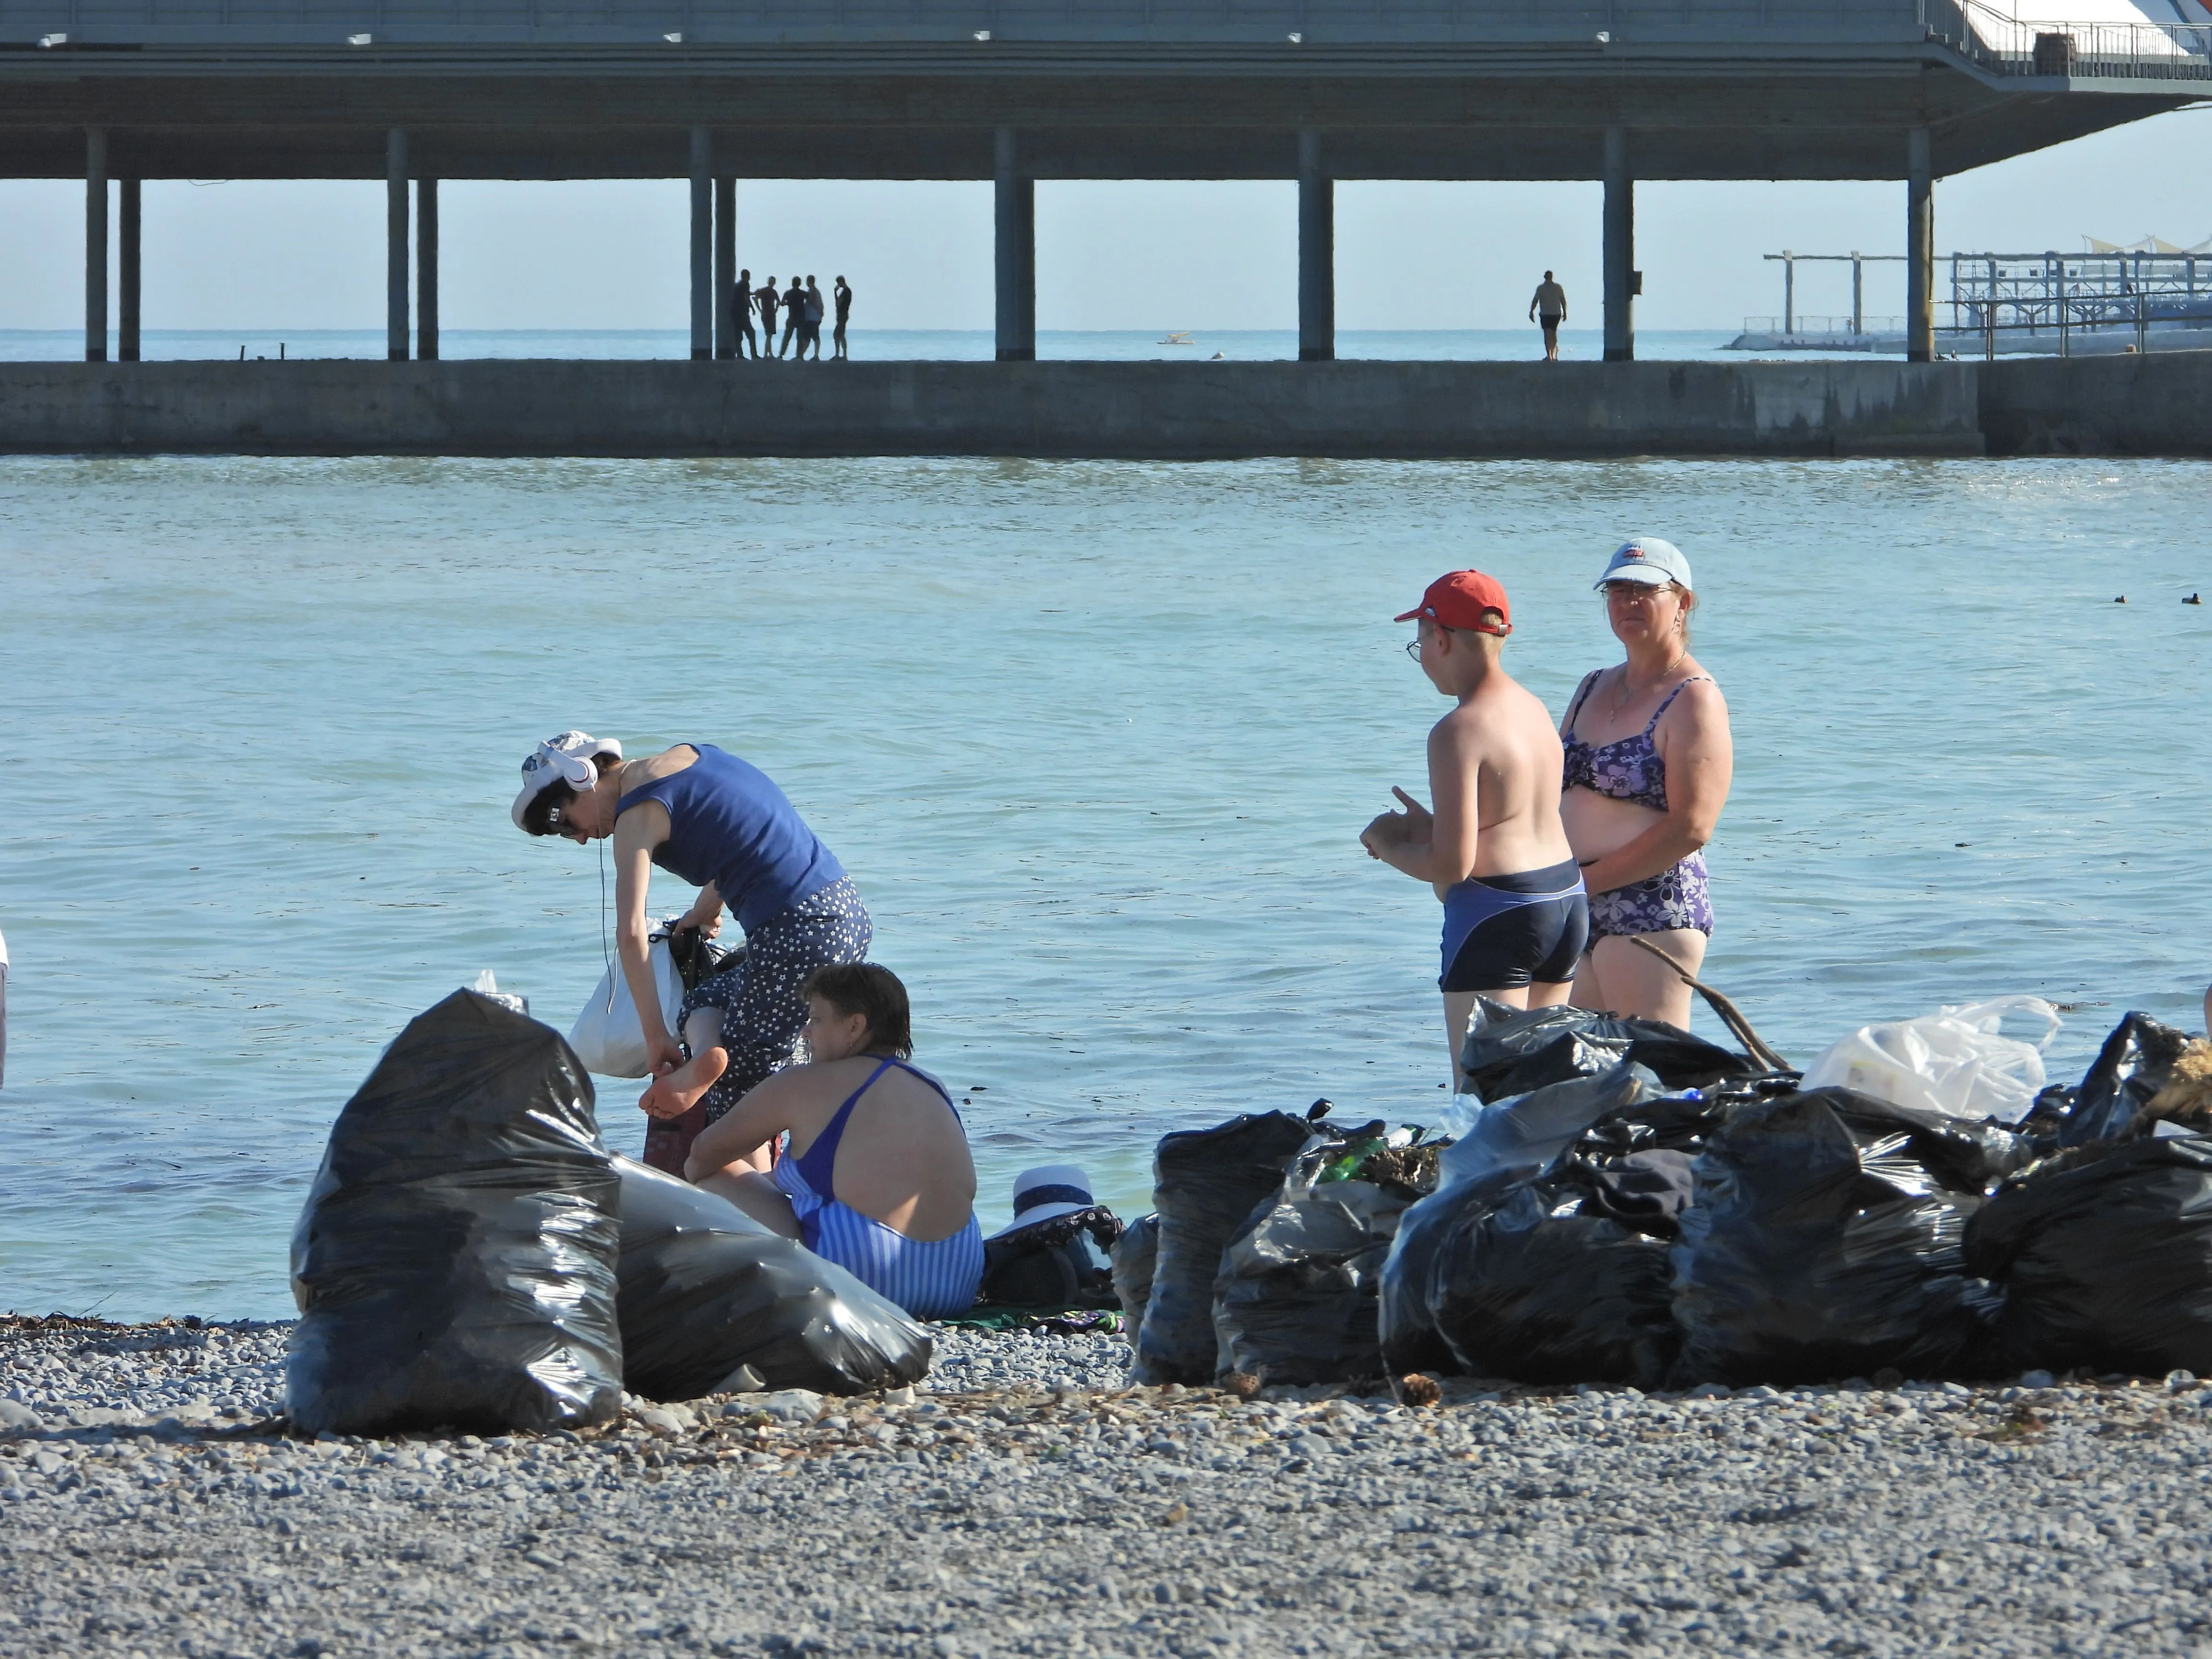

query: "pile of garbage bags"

left=1400, top=1001, right=2212, bottom=1389
left=288, top=991, right=929, bottom=1436
left=1116, top=998, right=2212, bottom=1393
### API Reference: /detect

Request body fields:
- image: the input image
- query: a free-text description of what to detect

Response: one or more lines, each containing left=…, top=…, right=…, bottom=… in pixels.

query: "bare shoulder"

left=1674, top=670, right=1730, bottom=717
left=1427, top=700, right=1488, bottom=757
left=1660, top=669, right=1731, bottom=738
left=635, top=743, right=703, bottom=782
left=750, top=1056, right=867, bottom=1128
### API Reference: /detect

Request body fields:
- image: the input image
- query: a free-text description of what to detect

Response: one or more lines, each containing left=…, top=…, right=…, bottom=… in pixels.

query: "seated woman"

left=683, top=963, right=983, bottom=1319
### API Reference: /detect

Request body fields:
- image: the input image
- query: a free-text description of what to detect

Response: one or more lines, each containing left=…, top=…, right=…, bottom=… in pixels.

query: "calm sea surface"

left=2, top=455, right=2208, bottom=1320
left=0, top=326, right=1832, bottom=363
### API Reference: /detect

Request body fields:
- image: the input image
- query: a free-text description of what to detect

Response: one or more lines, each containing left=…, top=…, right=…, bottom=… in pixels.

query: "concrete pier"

left=83, top=128, right=106, bottom=364
left=1298, top=130, right=1333, bottom=363
left=994, top=129, right=1036, bottom=363
left=1602, top=127, right=1635, bottom=364
left=714, top=178, right=738, bottom=361
left=416, top=178, right=439, bottom=363
left=689, top=128, right=713, bottom=362
left=1907, top=127, right=1935, bottom=364
left=117, top=175, right=140, bottom=364
left=6, top=353, right=2205, bottom=461
left=385, top=130, right=408, bottom=362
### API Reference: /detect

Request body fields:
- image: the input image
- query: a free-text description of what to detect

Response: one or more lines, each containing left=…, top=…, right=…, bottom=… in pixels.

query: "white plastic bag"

left=567, top=943, right=685, bottom=1078
left=1799, top=995, right=2060, bottom=1124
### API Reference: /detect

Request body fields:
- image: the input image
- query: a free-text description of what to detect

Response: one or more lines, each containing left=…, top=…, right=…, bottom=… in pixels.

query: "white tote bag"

left=567, top=941, right=685, bottom=1078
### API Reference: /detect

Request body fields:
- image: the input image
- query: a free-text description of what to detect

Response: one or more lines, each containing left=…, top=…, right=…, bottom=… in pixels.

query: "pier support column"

left=85, top=128, right=108, bottom=363
left=994, top=127, right=1036, bottom=362
left=1297, top=129, right=1334, bottom=362
left=714, top=177, right=737, bottom=359
left=417, top=177, right=439, bottom=362
left=1602, top=126, right=1635, bottom=362
left=1906, top=127, right=1935, bottom=364
left=689, top=128, right=713, bottom=361
left=119, top=176, right=141, bottom=362
left=385, top=129, right=409, bottom=361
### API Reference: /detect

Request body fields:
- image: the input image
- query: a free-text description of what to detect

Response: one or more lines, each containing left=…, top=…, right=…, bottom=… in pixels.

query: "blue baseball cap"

left=1596, top=536, right=1693, bottom=591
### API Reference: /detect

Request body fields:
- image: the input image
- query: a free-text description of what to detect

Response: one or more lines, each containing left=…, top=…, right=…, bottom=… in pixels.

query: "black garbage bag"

left=1211, top=1130, right=1441, bottom=1386
left=1671, top=1089, right=2001, bottom=1387
left=978, top=1207, right=1124, bottom=1312
left=1965, top=1134, right=2212, bottom=1377
left=613, top=1157, right=931, bottom=1400
left=1379, top=1062, right=1658, bottom=1379
left=2059, top=1012, right=2194, bottom=1147
left=1378, top=1186, right=1466, bottom=1379
left=287, top=991, right=624, bottom=1436
left=1817, top=1089, right=2036, bottom=1196
left=1429, top=1182, right=1680, bottom=1386
left=1134, top=1109, right=1321, bottom=1384
left=1110, top=1212, right=1159, bottom=1341
left=1458, top=1000, right=1763, bottom=1103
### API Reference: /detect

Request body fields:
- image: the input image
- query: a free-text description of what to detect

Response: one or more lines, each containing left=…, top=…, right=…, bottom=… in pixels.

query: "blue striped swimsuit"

left=772, top=1057, right=984, bottom=1319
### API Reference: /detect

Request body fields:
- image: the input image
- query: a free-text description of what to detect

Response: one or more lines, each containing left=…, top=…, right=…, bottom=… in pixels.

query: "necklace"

left=1611, top=649, right=1687, bottom=714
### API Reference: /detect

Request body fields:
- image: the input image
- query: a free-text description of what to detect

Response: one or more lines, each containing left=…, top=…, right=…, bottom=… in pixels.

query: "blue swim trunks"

left=1440, top=856, right=1590, bottom=993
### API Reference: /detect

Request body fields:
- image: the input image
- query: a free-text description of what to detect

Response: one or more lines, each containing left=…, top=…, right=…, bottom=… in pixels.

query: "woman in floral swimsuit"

left=1559, top=536, right=1735, bottom=1029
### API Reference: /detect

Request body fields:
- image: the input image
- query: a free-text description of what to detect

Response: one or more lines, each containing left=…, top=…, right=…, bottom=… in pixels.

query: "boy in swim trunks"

left=1361, top=570, right=1588, bottom=1088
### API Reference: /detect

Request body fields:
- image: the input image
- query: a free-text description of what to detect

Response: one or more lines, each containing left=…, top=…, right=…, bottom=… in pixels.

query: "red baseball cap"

left=1394, top=570, right=1513, bottom=636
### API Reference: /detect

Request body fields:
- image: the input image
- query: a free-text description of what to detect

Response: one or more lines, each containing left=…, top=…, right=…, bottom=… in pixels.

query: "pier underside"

left=0, top=50, right=2186, bottom=181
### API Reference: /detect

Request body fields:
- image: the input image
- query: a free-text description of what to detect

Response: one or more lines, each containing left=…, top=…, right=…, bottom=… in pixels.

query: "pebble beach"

left=6, top=1314, right=2211, bottom=1658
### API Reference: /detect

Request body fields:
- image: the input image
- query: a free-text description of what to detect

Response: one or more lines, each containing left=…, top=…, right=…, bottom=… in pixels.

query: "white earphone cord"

left=598, top=838, right=616, bottom=1015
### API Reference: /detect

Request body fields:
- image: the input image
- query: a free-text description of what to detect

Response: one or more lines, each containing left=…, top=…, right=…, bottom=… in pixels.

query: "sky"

left=0, top=104, right=2206, bottom=336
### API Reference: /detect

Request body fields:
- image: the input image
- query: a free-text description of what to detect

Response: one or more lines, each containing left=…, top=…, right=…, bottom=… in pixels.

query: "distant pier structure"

left=4, top=0, right=2208, bottom=365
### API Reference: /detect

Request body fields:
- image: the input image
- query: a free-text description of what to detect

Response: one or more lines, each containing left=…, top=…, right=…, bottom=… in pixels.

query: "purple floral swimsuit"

left=1561, top=673, right=1716, bottom=940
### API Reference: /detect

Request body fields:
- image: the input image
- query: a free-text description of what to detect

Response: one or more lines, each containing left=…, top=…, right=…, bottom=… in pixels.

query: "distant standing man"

left=779, top=277, right=806, bottom=358
left=1530, top=271, right=1568, bottom=362
left=1362, top=571, right=1588, bottom=1087
left=833, top=276, right=854, bottom=360
left=757, top=278, right=781, bottom=358
left=733, top=267, right=759, bottom=359
left=800, top=276, right=825, bottom=361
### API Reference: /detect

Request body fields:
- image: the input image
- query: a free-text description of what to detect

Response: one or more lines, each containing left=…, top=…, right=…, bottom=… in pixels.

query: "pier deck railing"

left=1923, top=0, right=2212, bottom=80
left=1741, top=314, right=1906, bottom=337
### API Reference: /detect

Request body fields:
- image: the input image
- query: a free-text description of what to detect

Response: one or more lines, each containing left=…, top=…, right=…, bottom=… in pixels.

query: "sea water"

left=0, top=327, right=1837, bottom=363
left=2, top=455, right=2207, bottom=1321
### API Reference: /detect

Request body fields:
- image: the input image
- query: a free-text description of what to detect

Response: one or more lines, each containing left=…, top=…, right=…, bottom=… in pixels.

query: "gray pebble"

left=5, top=1316, right=2210, bottom=1656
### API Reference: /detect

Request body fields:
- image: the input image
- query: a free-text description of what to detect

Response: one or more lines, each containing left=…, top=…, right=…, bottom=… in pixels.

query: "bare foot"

left=639, top=1046, right=728, bottom=1119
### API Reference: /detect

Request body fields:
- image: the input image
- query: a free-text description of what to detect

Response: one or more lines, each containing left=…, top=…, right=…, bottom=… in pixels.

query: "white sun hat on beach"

left=1596, top=535, right=1693, bottom=591
left=988, top=1165, right=1104, bottom=1240
left=511, top=730, right=623, bottom=829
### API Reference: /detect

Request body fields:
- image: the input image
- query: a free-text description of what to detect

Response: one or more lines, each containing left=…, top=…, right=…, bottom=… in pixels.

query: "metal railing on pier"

left=1949, top=248, right=2212, bottom=355
left=1922, top=0, right=2212, bottom=80
left=1741, top=315, right=1905, bottom=337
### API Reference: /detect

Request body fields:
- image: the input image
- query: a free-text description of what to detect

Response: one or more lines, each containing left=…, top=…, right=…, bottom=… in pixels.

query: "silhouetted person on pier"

left=780, top=279, right=806, bottom=358
left=757, top=278, right=781, bottom=356
left=833, top=277, right=854, bottom=360
left=732, top=267, right=759, bottom=359
left=1530, top=272, right=1567, bottom=361
left=800, top=276, right=825, bottom=361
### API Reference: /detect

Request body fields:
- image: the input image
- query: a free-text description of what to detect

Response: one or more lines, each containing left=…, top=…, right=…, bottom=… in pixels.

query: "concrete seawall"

left=0, top=352, right=2204, bottom=460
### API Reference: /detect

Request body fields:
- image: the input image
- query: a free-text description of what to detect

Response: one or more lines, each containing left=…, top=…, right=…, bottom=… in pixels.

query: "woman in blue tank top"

left=512, top=731, right=872, bottom=1173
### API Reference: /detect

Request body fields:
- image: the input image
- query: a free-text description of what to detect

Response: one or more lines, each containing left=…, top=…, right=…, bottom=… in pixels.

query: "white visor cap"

left=1596, top=536, right=1693, bottom=592
left=512, top=731, right=623, bottom=830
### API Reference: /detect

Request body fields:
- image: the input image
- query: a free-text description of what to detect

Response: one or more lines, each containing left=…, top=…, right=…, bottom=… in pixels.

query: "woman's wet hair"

left=804, top=963, right=914, bottom=1058
left=519, top=751, right=621, bottom=837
